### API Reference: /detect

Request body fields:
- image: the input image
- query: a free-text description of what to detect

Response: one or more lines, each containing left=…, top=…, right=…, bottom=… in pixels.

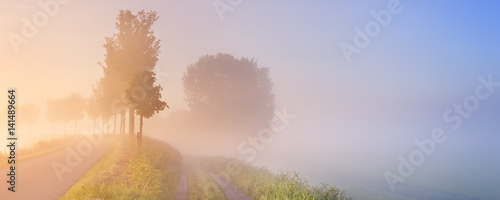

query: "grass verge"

left=206, top=157, right=353, bottom=200
left=61, top=135, right=182, bottom=200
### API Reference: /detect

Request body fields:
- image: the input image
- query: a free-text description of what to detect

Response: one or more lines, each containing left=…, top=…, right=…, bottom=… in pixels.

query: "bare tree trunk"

left=113, top=114, right=117, bottom=134
left=121, top=110, right=126, bottom=134
left=102, top=120, right=105, bottom=134
left=119, top=111, right=123, bottom=134
left=138, top=115, right=143, bottom=146
left=129, top=107, right=135, bottom=135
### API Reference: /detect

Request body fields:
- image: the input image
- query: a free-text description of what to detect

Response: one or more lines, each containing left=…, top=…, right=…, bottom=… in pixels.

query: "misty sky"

left=1, top=1, right=500, bottom=199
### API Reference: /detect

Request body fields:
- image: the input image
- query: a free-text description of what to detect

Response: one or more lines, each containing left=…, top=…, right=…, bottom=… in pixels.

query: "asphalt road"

left=0, top=135, right=112, bottom=200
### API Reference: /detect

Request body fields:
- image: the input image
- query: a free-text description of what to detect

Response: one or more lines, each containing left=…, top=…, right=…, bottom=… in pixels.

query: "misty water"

left=145, top=86, right=500, bottom=200
left=4, top=102, right=499, bottom=200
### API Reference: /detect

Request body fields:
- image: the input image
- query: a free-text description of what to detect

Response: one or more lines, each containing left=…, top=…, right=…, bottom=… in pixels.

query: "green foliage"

left=125, top=70, right=168, bottom=119
left=125, top=70, right=168, bottom=145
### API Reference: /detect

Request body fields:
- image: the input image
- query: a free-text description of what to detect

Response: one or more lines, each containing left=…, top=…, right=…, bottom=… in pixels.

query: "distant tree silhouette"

left=60, top=98, right=71, bottom=134
left=97, top=76, right=121, bottom=134
left=86, top=84, right=103, bottom=134
left=183, top=53, right=275, bottom=132
left=46, top=99, right=58, bottom=134
left=46, top=98, right=69, bottom=134
left=19, top=103, right=40, bottom=129
left=100, top=10, right=161, bottom=136
left=66, top=93, right=85, bottom=134
left=125, top=70, right=168, bottom=145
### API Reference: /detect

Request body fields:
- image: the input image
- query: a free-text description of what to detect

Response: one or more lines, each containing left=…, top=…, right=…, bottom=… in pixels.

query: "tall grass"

left=206, top=157, right=353, bottom=200
left=61, top=135, right=182, bottom=200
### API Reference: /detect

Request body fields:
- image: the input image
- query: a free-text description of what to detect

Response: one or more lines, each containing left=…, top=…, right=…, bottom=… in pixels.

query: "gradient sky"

left=1, top=1, right=500, bottom=199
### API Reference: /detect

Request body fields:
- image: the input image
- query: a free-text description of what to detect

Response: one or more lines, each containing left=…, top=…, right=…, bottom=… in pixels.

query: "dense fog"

left=1, top=1, right=499, bottom=199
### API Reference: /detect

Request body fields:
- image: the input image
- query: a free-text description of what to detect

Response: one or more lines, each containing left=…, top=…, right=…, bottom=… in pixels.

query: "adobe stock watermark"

left=153, top=66, right=171, bottom=90
left=236, top=106, right=296, bottom=163
left=212, top=0, right=243, bottom=22
left=339, top=0, right=410, bottom=64
left=153, top=66, right=171, bottom=118
left=110, top=66, right=170, bottom=116
left=384, top=74, right=500, bottom=192
left=205, top=106, right=296, bottom=193
left=7, top=0, right=72, bottom=54
left=51, top=132, right=103, bottom=182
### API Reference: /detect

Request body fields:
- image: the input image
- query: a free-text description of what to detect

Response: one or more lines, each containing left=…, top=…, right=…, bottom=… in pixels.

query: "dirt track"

left=209, top=171, right=252, bottom=200
left=175, top=166, right=252, bottom=200
left=175, top=167, right=188, bottom=200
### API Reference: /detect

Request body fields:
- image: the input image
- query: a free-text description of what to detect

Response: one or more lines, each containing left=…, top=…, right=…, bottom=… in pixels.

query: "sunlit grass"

left=187, top=165, right=226, bottom=200
left=206, top=157, right=353, bottom=200
left=61, top=135, right=182, bottom=200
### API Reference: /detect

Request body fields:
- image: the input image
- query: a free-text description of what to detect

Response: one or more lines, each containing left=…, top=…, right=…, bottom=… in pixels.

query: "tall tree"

left=86, top=84, right=103, bottom=134
left=183, top=53, right=275, bottom=132
left=101, top=10, right=161, bottom=136
left=125, top=70, right=168, bottom=145
left=97, top=77, right=117, bottom=134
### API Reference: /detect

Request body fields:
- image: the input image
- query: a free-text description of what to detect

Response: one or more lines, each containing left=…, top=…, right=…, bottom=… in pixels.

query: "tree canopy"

left=99, top=10, right=162, bottom=135
left=183, top=53, right=275, bottom=131
left=126, top=70, right=168, bottom=119
left=125, top=70, right=168, bottom=145
left=85, top=84, right=103, bottom=134
left=46, top=93, right=85, bottom=134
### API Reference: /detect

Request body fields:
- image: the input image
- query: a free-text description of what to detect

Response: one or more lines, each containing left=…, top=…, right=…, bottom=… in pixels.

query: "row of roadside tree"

left=47, top=10, right=167, bottom=145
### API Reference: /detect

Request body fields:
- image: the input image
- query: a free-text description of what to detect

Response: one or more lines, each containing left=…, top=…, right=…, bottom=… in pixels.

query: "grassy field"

left=61, top=135, right=182, bottom=200
left=204, top=157, right=353, bottom=200
left=18, top=135, right=352, bottom=199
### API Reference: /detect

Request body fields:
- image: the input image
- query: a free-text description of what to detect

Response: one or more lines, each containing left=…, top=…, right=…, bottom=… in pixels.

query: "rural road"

left=0, top=135, right=112, bottom=200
